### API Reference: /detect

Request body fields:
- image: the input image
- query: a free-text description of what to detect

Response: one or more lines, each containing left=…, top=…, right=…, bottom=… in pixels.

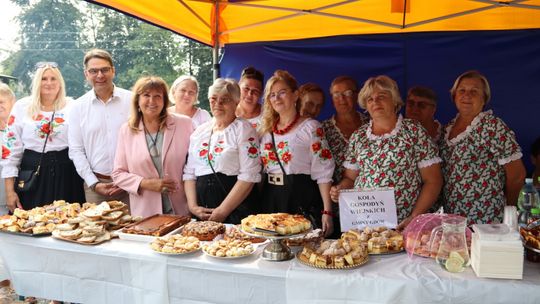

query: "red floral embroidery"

left=214, top=147, right=223, bottom=153
left=316, top=127, right=324, bottom=137
left=277, top=141, right=285, bottom=149
left=199, top=149, right=208, bottom=157
left=321, top=149, right=332, bottom=159
left=7, top=116, right=14, bottom=126
left=248, top=146, right=258, bottom=155
left=264, top=143, right=273, bottom=150
left=312, top=142, right=321, bottom=152
left=2, top=145, right=10, bottom=159
left=54, top=117, right=65, bottom=124
left=282, top=151, right=292, bottom=163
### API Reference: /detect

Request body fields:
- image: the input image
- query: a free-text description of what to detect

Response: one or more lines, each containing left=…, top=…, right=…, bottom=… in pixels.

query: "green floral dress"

left=343, top=115, right=441, bottom=222
left=439, top=110, right=522, bottom=225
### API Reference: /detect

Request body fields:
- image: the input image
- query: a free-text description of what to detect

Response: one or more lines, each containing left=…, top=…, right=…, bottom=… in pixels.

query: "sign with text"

left=339, top=188, right=398, bottom=231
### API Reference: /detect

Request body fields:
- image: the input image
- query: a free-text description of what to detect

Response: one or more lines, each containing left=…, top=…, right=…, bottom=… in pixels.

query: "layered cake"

left=241, top=213, right=311, bottom=236
left=298, top=237, right=368, bottom=268
left=181, top=221, right=226, bottom=241
left=123, top=214, right=191, bottom=236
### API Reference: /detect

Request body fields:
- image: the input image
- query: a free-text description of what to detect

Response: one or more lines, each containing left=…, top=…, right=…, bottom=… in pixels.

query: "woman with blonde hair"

left=2, top=62, right=84, bottom=210
left=259, top=70, right=335, bottom=236
left=113, top=76, right=192, bottom=217
left=330, top=75, right=442, bottom=230
left=169, top=75, right=211, bottom=129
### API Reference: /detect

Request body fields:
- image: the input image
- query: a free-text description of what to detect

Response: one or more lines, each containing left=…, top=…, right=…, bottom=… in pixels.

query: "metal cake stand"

left=240, top=228, right=311, bottom=261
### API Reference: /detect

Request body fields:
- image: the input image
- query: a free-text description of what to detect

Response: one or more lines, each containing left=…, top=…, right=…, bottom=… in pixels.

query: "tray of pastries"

left=181, top=221, right=226, bottom=241
left=241, top=213, right=311, bottom=236
left=521, top=219, right=540, bottom=251
left=0, top=200, right=83, bottom=236
left=341, top=226, right=404, bottom=255
left=51, top=219, right=114, bottom=245
left=122, top=214, right=191, bottom=237
left=150, top=235, right=201, bottom=255
left=224, top=225, right=266, bottom=243
left=202, top=239, right=255, bottom=259
left=297, top=237, right=368, bottom=269
left=286, top=228, right=323, bottom=247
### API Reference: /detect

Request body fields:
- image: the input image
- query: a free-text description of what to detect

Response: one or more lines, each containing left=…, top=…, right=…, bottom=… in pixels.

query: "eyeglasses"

left=241, top=86, right=261, bottom=97
left=406, top=100, right=435, bottom=110
left=86, top=67, right=112, bottom=76
left=269, top=89, right=289, bottom=102
left=35, top=62, right=58, bottom=69
left=331, top=90, right=355, bottom=99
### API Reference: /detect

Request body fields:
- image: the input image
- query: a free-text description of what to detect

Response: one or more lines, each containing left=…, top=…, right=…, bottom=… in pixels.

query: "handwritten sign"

left=339, top=188, right=398, bottom=231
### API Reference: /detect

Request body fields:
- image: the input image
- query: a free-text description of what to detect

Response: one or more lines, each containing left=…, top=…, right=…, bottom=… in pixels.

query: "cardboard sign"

left=339, top=188, right=398, bottom=231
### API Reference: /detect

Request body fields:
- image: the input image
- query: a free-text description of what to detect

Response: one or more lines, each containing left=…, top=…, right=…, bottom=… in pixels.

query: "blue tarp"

left=221, top=29, right=540, bottom=172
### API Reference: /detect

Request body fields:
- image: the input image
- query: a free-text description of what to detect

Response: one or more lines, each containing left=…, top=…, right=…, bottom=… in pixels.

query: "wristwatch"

left=90, top=182, right=98, bottom=191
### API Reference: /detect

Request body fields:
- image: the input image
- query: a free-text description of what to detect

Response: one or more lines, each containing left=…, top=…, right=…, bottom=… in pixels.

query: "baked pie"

left=181, top=221, right=226, bottom=241
left=123, top=214, right=191, bottom=236
left=241, top=213, right=311, bottom=236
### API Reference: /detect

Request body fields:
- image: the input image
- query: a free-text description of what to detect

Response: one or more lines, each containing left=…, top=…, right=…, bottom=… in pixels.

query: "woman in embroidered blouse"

left=113, top=76, right=192, bottom=218
left=259, top=70, right=335, bottom=236
left=168, top=75, right=211, bottom=129
left=183, top=78, right=261, bottom=224
left=440, top=70, right=526, bottom=225
left=322, top=76, right=369, bottom=183
left=330, top=75, right=443, bottom=230
left=1, top=62, right=84, bottom=211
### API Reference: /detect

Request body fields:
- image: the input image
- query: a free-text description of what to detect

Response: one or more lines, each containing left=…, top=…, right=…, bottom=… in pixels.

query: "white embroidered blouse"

left=259, top=119, right=335, bottom=184
left=183, top=118, right=261, bottom=183
left=1, top=97, right=74, bottom=178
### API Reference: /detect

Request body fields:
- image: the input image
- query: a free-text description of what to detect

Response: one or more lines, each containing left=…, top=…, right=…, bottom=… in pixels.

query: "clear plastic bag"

left=403, top=213, right=472, bottom=258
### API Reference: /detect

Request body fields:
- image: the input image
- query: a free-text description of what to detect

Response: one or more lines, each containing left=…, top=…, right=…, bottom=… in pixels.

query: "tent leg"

left=213, top=44, right=220, bottom=80
left=213, top=0, right=220, bottom=80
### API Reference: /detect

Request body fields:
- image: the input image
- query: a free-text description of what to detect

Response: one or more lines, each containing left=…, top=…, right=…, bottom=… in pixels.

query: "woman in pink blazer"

left=113, top=76, right=193, bottom=218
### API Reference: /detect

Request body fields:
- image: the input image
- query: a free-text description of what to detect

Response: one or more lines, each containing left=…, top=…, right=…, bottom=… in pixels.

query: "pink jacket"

left=112, top=114, right=193, bottom=217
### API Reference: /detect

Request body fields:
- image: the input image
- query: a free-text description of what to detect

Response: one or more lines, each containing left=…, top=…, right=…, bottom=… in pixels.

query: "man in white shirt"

left=69, top=49, right=131, bottom=203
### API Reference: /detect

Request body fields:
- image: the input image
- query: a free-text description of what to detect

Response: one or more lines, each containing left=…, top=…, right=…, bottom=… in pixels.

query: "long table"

left=0, top=233, right=539, bottom=304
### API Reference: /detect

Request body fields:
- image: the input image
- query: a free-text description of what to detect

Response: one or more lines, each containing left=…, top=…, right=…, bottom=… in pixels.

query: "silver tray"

left=0, top=229, right=51, bottom=237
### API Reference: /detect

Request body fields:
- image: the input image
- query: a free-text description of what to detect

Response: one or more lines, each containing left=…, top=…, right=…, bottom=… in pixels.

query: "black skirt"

left=195, top=173, right=258, bottom=224
left=261, top=174, right=323, bottom=229
left=18, top=148, right=85, bottom=209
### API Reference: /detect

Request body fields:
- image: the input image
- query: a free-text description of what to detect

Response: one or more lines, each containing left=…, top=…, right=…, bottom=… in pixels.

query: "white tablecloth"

left=0, top=233, right=539, bottom=304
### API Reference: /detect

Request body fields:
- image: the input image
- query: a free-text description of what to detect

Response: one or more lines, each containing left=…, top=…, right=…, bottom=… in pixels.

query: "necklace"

left=273, top=113, right=300, bottom=135
left=143, top=121, right=160, bottom=157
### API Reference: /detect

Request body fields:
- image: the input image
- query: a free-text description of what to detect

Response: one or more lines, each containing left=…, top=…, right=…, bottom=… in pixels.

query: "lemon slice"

left=449, top=251, right=465, bottom=264
left=445, top=257, right=464, bottom=273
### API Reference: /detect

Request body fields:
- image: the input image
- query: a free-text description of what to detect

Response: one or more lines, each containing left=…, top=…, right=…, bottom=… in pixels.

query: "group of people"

left=0, top=48, right=532, bottom=243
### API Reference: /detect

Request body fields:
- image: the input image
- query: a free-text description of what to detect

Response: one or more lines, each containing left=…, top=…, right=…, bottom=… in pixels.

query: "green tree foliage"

left=2, top=0, right=213, bottom=103
left=5, top=0, right=86, bottom=97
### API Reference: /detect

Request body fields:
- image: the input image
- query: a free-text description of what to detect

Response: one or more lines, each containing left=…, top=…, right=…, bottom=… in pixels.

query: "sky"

left=0, top=1, right=20, bottom=64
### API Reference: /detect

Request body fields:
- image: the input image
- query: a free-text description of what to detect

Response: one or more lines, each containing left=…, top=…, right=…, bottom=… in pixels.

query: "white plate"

left=116, top=225, right=184, bottom=242
left=152, top=247, right=201, bottom=256
left=202, top=246, right=256, bottom=259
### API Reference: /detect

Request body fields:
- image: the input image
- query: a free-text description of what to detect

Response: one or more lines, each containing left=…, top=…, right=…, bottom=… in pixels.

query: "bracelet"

left=321, top=210, right=335, bottom=217
left=90, top=182, right=98, bottom=191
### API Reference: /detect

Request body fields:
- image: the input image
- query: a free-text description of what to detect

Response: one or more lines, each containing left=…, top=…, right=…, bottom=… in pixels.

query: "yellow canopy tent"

left=87, top=0, right=540, bottom=77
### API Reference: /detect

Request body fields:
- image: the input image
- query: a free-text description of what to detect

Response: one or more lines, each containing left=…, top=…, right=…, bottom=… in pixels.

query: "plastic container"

left=517, top=178, right=540, bottom=227
left=403, top=213, right=472, bottom=259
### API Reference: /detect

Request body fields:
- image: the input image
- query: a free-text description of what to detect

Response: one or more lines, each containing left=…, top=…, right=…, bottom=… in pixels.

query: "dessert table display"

left=1, top=231, right=539, bottom=304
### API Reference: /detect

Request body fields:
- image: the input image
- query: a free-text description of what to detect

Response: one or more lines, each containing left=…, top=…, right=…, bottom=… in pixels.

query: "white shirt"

left=191, top=107, right=211, bottom=129
left=68, top=87, right=131, bottom=186
left=246, top=113, right=262, bottom=130
left=1, top=97, right=74, bottom=178
left=183, top=118, right=261, bottom=183
left=259, top=119, right=335, bottom=184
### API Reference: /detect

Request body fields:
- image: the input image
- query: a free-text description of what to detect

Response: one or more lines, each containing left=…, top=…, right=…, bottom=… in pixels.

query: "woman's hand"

left=396, top=215, right=413, bottom=231
left=208, top=207, right=228, bottom=223
left=322, top=214, right=334, bottom=237
left=140, top=178, right=178, bottom=193
left=189, top=205, right=214, bottom=221
left=6, top=191, right=22, bottom=212
left=330, top=185, right=342, bottom=203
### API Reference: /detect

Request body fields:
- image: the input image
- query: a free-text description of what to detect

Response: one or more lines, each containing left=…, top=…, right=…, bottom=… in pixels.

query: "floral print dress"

left=1, top=97, right=72, bottom=178
left=343, top=115, right=441, bottom=222
left=183, top=118, right=261, bottom=183
left=260, top=119, right=334, bottom=184
left=439, top=110, right=522, bottom=225
left=322, top=113, right=369, bottom=183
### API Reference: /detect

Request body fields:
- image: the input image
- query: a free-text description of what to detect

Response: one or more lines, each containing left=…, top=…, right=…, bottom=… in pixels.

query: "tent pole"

left=213, top=0, right=220, bottom=80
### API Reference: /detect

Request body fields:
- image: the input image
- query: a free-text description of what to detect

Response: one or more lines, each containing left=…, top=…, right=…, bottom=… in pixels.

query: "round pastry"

left=224, top=225, right=266, bottom=243
left=181, top=221, right=226, bottom=241
left=241, top=213, right=311, bottom=236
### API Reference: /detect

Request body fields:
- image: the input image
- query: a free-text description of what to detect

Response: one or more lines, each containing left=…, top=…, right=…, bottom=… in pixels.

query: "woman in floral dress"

left=259, top=70, right=335, bottom=236
left=1, top=62, right=84, bottom=210
left=330, top=75, right=442, bottom=230
left=440, top=70, right=525, bottom=225
left=183, top=78, right=261, bottom=224
left=322, top=76, right=369, bottom=183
